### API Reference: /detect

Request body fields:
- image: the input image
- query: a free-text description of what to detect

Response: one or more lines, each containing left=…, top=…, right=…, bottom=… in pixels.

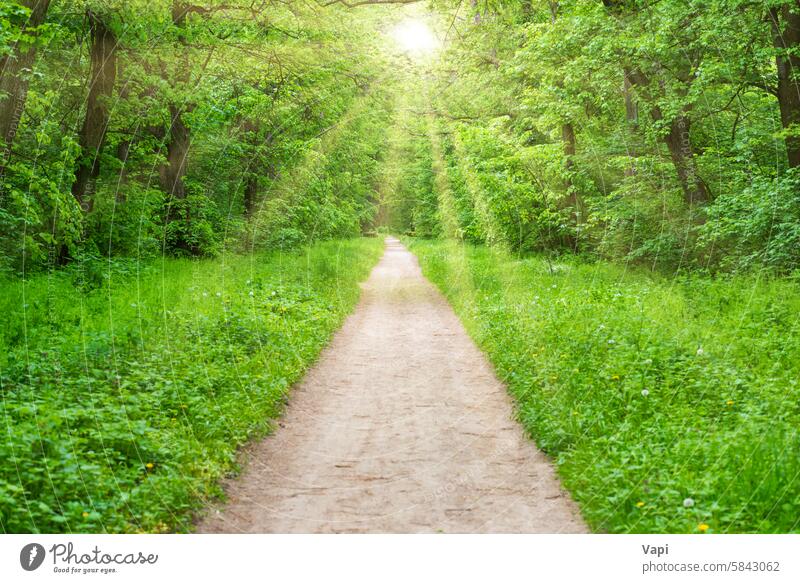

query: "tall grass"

left=409, top=239, right=800, bottom=533
left=0, top=238, right=383, bottom=533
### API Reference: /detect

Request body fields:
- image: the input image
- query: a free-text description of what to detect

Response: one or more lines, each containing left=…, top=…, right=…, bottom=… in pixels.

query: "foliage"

left=0, top=1, right=394, bottom=271
left=388, top=0, right=800, bottom=274
left=700, top=168, right=800, bottom=274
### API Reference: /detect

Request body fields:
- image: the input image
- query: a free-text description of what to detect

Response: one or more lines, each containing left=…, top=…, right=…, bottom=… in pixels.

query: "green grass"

left=408, top=238, right=800, bottom=534
left=0, top=237, right=383, bottom=533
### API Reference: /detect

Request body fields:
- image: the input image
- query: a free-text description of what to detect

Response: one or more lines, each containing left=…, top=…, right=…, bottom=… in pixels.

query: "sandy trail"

left=198, top=237, right=586, bottom=533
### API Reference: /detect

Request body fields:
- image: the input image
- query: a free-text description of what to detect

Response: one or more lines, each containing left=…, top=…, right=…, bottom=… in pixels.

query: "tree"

left=72, top=10, right=117, bottom=212
left=0, top=0, right=51, bottom=173
left=769, top=1, right=800, bottom=168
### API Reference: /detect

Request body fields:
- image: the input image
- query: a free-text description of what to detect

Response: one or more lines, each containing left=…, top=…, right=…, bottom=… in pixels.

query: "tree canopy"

left=2, top=0, right=800, bottom=273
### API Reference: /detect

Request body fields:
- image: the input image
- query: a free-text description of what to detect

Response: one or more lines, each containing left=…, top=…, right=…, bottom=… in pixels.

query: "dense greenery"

left=0, top=0, right=397, bottom=271
left=389, top=0, right=800, bottom=275
left=4, top=0, right=800, bottom=274
left=0, top=238, right=382, bottom=532
left=410, top=239, right=800, bottom=533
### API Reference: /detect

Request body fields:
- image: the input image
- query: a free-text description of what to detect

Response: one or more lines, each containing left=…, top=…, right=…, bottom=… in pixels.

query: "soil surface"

left=198, top=237, right=587, bottom=533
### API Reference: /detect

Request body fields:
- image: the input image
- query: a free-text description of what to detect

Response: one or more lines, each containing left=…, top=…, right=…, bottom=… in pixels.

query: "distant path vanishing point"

left=198, top=237, right=587, bottom=533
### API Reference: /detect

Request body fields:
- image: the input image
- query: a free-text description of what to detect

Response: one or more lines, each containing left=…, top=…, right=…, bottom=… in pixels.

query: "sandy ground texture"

left=198, top=237, right=587, bottom=533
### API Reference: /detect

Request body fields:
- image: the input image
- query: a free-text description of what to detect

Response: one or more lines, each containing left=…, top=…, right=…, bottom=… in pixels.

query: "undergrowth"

left=0, top=238, right=383, bottom=533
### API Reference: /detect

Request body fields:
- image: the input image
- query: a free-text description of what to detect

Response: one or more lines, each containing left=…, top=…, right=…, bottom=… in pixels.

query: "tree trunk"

left=562, top=123, right=576, bottom=168
left=158, top=1, right=195, bottom=201
left=72, top=11, right=117, bottom=212
left=770, top=3, right=800, bottom=169
left=626, top=68, right=708, bottom=205
left=239, top=118, right=263, bottom=217
left=160, top=104, right=189, bottom=199
left=243, top=174, right=257, bottom=217
left=623, top=68, right=639, bottom=176
left=656, top=108, right=709, bottom=205
left=560, top=122, right=584, bottom=244
left=0, top=0, right=51, bottom=173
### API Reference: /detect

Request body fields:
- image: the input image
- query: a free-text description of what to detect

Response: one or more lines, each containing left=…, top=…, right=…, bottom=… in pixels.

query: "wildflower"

left=216, top=292, right=222, bottom=297
left=607, top=339, right=616, bottom=345
left=82, top=511, right=89, bottom=518
left=643, top=358, right=653, bottom=365
left=202, top=292, right=208, bottom=298
left=636, top=501, right=645, bottom=508
left=145, top=462, right=154, bottom=470
left=683, top=498, right=695, bottom=508
left=611, top=374, right=620, bottom=381
left=726, top=400, right=734, bottom=406
left=698, top=523, right=709, bottom=532
left=641, top=389, right=649, bottom=397
left=249, top=291, right=254, bottom=297
left=696, top=347, right=705, bottom=356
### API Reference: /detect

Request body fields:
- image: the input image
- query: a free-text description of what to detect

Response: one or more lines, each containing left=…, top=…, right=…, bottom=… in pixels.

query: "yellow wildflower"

left=145, top=462, right=154, bottom=470
left=726, top=400, right=734, bottom=406
left=636, top=501, right=645, bottom=508
left=611, top=374, right=620, bottom=381
left=82, top=512, right=89, bottom=518
left=698, top=523, right=709, bottom=532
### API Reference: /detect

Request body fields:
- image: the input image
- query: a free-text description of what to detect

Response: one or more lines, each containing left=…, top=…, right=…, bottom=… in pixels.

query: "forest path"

left=198, top=237, right=586, bottom=533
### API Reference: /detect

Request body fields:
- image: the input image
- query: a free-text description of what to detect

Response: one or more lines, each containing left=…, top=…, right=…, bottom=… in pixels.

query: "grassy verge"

left=408, top=238, right=800, bottom=533
left=0, top=238, right=383, bottom=533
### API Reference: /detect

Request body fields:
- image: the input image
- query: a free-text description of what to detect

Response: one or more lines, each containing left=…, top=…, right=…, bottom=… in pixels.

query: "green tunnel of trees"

left=2, top=0, right=800, bottom=274
left=3, top=0, right=800, bottom=535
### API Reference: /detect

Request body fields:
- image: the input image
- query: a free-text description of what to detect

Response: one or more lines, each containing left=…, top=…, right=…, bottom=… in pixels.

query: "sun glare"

left=391, top=19, right=439, bottom=55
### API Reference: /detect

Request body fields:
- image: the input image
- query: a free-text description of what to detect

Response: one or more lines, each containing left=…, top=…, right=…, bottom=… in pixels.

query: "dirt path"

left=198, top=237, right=587, bottom=533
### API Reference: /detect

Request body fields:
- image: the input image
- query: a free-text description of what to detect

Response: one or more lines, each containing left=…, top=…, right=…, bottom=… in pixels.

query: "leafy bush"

left=700, top=169, right=800, bottom=273
left=164, top=194, right=223, bottom=258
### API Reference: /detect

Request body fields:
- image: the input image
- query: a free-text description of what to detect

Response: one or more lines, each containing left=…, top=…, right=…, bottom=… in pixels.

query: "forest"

left=1, top=0, right=800, bottom=534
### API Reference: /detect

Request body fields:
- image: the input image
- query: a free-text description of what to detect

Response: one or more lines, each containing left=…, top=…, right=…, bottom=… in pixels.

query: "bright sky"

left=390, top=18, right=440, bottom=55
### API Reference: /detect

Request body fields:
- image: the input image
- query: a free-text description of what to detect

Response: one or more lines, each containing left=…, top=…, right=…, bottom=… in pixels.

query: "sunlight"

left=390, top=18, right=439, bottom=55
